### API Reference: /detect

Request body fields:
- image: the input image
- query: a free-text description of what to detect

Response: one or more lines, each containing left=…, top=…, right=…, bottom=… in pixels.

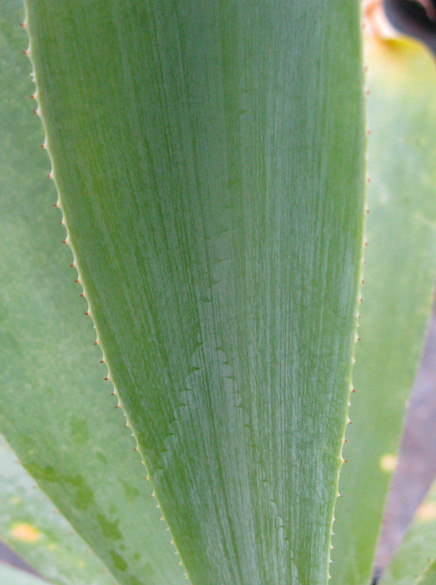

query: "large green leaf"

left=0, top=435, right=112, bottom=585
left=0, top=2, right=187, bottom=585
left=331, top=35, right=436, bottom=585
left=0, top=562, right=48, bottom=585
left=379, top=480, right=436, bottom=585
left=415, top=560, right=436, bottom=585
left=24, top=2, right=366, bottom=584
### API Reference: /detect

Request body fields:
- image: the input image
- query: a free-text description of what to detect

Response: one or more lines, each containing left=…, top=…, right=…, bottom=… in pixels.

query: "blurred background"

left=373, top=300, right=436, bottom=579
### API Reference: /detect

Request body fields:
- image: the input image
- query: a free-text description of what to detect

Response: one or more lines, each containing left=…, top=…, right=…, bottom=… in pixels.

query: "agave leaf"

left=379, top=480, right=436, bottom=585
left=0, top=562, right=48, bottom=585
left=331, top=35, right=436, bottom=585
left=415, top=560, right=436, bottom=585
left=0, top=435, right=113, bottom=585
left=0, top=2, right=187, bottom=584
left=23, top=1, right=366, bottom=584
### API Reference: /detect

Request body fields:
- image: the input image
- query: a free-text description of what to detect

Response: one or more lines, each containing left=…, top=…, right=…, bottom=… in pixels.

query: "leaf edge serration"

left=327, top=4, right=369, bottom=582
left=20, top=5, right=193, bottom=585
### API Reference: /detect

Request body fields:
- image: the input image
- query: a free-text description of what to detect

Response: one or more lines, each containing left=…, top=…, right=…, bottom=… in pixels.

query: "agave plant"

left=2, top=0, right=436, bottom=584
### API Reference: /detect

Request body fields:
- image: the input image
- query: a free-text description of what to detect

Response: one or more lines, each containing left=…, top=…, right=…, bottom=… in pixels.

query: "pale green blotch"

left=379, top=454, right=397, bottom=473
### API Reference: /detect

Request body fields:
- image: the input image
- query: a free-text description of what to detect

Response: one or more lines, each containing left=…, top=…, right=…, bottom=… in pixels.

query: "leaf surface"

left=331, top=35, right=436, bottom=585
left=0, top=562, right=48, bottom=585
left=25, top=2, right=366, bottom=584
left=379, top=480, right=436, bottom=585
left=415, top=560, right=436, bottom=585
left=0, top=2, right=187, bottom=585
left=0, top=435, right=112, bottom=585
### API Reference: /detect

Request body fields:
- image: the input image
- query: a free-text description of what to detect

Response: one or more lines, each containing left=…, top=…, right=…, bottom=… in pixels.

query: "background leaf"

left=379, top=479, right=436, bottom=585
left=0, top=562, right=48, bottom=585
left=0, top=2, right=187, bottom=584
left=25, top=1, right=366, bottom=584
left=415, top=559, right=436, bottom=585
left=0, top=434, right=112, bottom=585
left=331, top=35, right=436, bottom=585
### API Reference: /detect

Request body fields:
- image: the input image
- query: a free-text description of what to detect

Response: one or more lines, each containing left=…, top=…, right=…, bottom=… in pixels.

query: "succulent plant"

left=2, top=1, right=436, bottom=584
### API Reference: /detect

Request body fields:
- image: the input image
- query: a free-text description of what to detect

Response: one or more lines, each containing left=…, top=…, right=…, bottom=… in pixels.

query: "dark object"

left=372, top=566, right=382, bottom=584
left=384, top=0, right=436, bottom=53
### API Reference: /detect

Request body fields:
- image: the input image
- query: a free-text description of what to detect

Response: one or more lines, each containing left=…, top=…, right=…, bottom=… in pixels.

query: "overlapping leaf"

left=332, top=35, right=436, bottom=585
left=380, top=479, right=436, bottom=585
left=0, top=434, right=114, bottom=585
left=0, top=562, right=48, bottom=585
left=0, top=2, right=187, bottom=584
left=0, top=435, right=112, bottom=585
left=416, top=560, right=436, bottom=585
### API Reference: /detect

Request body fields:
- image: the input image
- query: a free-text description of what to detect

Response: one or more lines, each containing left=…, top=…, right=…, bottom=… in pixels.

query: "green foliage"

left=380, top=480, right=436, bottom=585
left=0, top=435, right=112, bottom=585
left=415, top=560, right=436, bottom=585
left=1, top=1, right=436, bottom=585
left=332, top=35, right=436, bottom=585
left=22, top=1, right=366, bottom=584
left=0, top=3, right=187, bottom=584
left=0, top=562, right=48, bottom=585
